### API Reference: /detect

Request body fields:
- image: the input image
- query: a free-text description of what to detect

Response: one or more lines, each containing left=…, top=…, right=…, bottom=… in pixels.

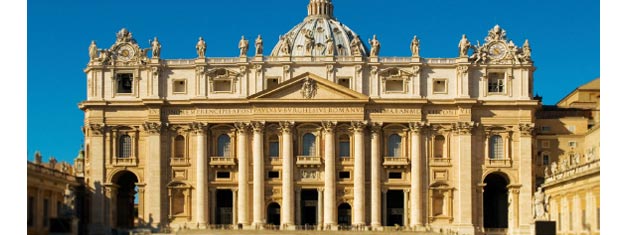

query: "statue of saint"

left=486, top=24, right=507, bottom=42
left=304, top=30, right=314, bottom=55
left=255, top=35, right=263, bottom=56
left=63, top=184, right=76, bottom=216
left=458, top=34, right=470, bottom=57
left=520, top=39, right=532, bottom=62
left=325, top=36, right=334, bottom=56
left=410, top=36, right=420, bottom=57
left=369, top=35, right=381, bottom=57
left=551, top=161, right=558, bottom=175
left=89, top=41, right=98, bottom=61
left=238, top=35, right=249, bottom=57
left=533, top=187, right=549, bottom=220
left=350, top=35, right=362, bottom=56
left=151, top=37, right=161, bottom=58
left=196, top=37, right=206, bottom=58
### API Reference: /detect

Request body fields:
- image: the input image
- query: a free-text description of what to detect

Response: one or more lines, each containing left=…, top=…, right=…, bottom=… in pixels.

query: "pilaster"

left=143, top=121, right=164, bottom=227
left=452, top=121, right=476, bottom=234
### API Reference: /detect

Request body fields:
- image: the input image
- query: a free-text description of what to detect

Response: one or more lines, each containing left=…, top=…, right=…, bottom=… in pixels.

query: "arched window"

left=338, top=134, right=350, bottom=157
left=119, top=134, right=132, bottom=158
left=434, top=135, right=445, bottom=158
left=174, top=135, right=185, bottom=158
left=217, top=134, right=230, bottom=157
left=269, top=135, right=279, bottom=157
left=489, top=135, right=504, bottom=159
left=302, top=133, right=316, bottom=156
left=387, top=134, right=401, bottom=157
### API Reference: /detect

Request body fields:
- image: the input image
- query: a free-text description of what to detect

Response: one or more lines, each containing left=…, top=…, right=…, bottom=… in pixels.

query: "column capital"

left=279, top=121, right=295, bottom=134
left=370, top=122, right=382, bottom=134
left=518, top=123, right=535, bottom=137
left=86, top=123, right=106, bottom=136
left=408, top=121, right=428, bottom=133
left=189, top=122, right=208, bottom=135
left=234, top=122, right=250, bottom=134
left=452, top=121, right=476, bottom=135
left=251, top=121, right=266, bottom=133
left=321, top=121, right=337, bottom=133
left=143, top=121, right=163, bottom=134
left=350, top=121, right=368, bottom=133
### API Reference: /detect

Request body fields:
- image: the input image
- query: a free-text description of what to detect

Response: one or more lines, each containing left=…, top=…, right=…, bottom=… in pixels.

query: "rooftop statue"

left=89, top=41, right=98, bottom=61
left=485, top=24, right=507, bottom=43
left=151, top=37, right=161, bottom=58
left=458, top=34, right=471, bottom=57
left=239, top=36, right=249, bottom=57
left=196, top=37, right=206, bottom=58
left=369, top=35, right=380, bottom=57
left=410, top=36, right=420, bottom=57
left=255, top=35, right=263, bottom=56
left=115, top=28, right=136, bottom=43
left=350, top=35, right=363, bottom=56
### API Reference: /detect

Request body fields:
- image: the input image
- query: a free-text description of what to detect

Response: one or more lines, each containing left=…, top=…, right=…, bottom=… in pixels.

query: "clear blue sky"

left=27, top=0, right=599, bottom=163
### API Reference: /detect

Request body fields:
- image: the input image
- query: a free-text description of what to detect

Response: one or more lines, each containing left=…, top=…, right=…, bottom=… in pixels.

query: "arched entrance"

left=113, top=171, right=139, bottom=229
left=267, top=203, right=281, bottom=226
left=338, top=203, right=352, bottom=226
left=483, top=173, right=509, bottom=229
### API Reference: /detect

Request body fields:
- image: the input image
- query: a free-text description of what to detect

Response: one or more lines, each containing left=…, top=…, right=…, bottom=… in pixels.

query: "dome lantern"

left=307, top=0, right=334, bottom=19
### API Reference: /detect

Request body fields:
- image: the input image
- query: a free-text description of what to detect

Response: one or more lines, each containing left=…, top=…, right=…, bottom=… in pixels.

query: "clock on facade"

left=116, top=44, right=135, bottom=61
left=488, top=42, right=507, bottom=60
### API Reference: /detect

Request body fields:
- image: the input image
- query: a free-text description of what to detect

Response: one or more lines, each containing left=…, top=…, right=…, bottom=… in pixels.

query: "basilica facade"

left=79, top=1, right=539, bottom=234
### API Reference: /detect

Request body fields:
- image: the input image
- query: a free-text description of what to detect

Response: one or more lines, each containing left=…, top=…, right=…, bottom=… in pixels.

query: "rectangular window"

left=339, top=141, right=350, bottom=157
left=542, top=140, right=550, bottom=148
left=214, top=80, right=232, bottom=92
left=339, top=171, right=350, bottom=179
left=216, top=171, right=230, bottom=179
left=488, top=73, right=505, bottom=93
left=266, top=78, right=279, bottom=90
left=268, top=171, right=279, bottom=179
left=116, top=73, right=133, bottom=93
left=568, top=141, right=577, bottom=148
left=43, top=198, right=49, bottom=227
left=269, top=141, right=279, bottom=157
left=173, top=80, right=186, bottom=93
left=338, top=78, right=350, bottom=88
left=385, top=80, right=404, bottom=92
left=388, top=172, right=402, bottom=179
left=542, top=154, right=550, bottom=166
left=541, top=126, right=551, bottom=132
left=28, top=196, right=34, bottom=227
left=433, top=79, right=447, bottom=93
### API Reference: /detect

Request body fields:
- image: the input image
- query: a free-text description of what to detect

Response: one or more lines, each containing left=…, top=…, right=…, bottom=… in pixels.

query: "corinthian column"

left=279, top=121, right=295, bottom=228
left=322, top=121, right=337, bottom=229
left=235, top=122, right=250, bottom=226
left=370, top=123, right=382, bottom=229
left=409, top=122, right=424, bottom=229
left=351, top=121, right=367, bottom=226
left=191, top=122, right=208, bottom=227
left=143, top=122, right=164, bottom=225
left=252, top=121, right=265, bottom=228
left=453, top=122, right=475, bottom=233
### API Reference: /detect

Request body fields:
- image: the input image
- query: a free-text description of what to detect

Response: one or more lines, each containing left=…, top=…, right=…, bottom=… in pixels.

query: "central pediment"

left=248, top=72, right=369, bottom=102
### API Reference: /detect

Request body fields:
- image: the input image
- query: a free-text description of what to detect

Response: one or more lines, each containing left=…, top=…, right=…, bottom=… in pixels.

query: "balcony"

left=113, top=157, right=137, bottom=166
left=485, top=158, right=512, bottom=168
left=383, top=156, right=409, bottom=168
left=338, top=156, right=353, bottom=165
left=429, top=157, right=452, bottom=167
left=268, top=156, right=282, bottom=166
left=296, top=155, right=322, bottom=167
left=209, top=156, right=237, bottom=168
left=170, top=157, right=190, bottom=166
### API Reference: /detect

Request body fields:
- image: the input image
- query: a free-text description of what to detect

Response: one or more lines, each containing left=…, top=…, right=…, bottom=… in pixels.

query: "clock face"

left=488, top=42, right=507, bottom=60
left=117, top=44, right=135, bottom=61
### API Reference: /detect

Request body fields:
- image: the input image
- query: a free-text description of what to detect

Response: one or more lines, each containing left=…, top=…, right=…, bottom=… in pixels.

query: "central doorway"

left=483, top=173, right=509, bottom=229
left=300, top=189, right=318, bottom=226
left=113, top=171, right=138, bottom=229
left=267, top=202, right=281, bottom=226
left=386, top=190, right=404, bottom=226
left=215, top=189, right=233, bottom=225
left=338, top=203, right=352, bottom=226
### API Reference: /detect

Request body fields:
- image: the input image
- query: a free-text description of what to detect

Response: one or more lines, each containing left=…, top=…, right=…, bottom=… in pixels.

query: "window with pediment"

left=434, top=135, right=445, bottom=158
left=174, top=135, right=185, bottom=159
left=489, top=135, right=504, bottom=159
left=380, top=68, right=412, bottom=94
left=338, top=134, right=351, bottom=158
left=168, top=182, right=191, bottom=218
left=208, top=68, right=238, bottom=93
left=119, top=134, right=132, bottom=158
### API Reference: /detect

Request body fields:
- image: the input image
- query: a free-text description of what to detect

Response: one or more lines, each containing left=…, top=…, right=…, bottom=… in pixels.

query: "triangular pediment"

left=248, top=72, right=369, bottom=102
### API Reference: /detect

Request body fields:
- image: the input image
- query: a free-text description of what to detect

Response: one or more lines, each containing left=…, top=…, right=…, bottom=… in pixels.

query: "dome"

left=270, top=0, right=368, bottom=57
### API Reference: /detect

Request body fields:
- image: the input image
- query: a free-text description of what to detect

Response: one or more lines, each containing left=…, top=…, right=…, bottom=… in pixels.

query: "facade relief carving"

left=300, top=77, right=318, bottom=99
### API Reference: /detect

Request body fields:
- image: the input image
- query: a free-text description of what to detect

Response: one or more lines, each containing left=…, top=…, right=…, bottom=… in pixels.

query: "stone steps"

left=176, top=229, right=442, bottom=235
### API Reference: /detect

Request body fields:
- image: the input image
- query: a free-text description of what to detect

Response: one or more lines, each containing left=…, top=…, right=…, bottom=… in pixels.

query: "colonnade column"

left=453, top=122, right=475, bottom=234
left=370, top=123, right=382, bottom=229
left=143, top=122, right=164, bottom=226
left=351, top=121, right=366, bottom=226
left=252, top=121, right=266, bottom=228
left=192, top=122, right=208, bottom=227
left=409, top=122, right=424, bottom=230
left=279, top=121, right=295, bottom=228
left=235, top=122, right=250, bottom=226
left=322, top=121, right=337, bottom=229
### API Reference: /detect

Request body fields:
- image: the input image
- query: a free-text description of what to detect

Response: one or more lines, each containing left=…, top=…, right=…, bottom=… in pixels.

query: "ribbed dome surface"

left=270, top=1, right=367, bottom=57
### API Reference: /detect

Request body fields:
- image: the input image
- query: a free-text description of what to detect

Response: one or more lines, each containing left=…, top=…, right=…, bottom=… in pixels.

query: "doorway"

left=300, top=189, right=318, bottom=226
left=386, top=190, right=404, bottom=226
left=113, top=171, right=138, bottom=229
left=483, top=173, right=509, bottom=229
left=267, top=202, right=281, bottom=226
left=215, top=189, right=233, bottom=225
left=338, top=203, right=352, bottom=226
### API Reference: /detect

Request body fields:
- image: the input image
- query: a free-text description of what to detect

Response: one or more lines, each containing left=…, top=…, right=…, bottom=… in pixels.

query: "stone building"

left=79, top=1, right=540, bottom=234
left=535, top=79, right=600, bottom=235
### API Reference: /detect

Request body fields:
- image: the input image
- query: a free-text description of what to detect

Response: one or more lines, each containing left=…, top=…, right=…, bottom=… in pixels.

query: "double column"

left=234, top=122, right=250, bottom=226
left=351, top=121, right=367, bottom=226
left=322, top=121, right=337, bottom=228
left=279, top=122, right=295, bottom=228
left=409, top=122, right=424, bottom=229
left=251, top=121, right=265, bottom=227
left=192, top=122, right=208, bottom=227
